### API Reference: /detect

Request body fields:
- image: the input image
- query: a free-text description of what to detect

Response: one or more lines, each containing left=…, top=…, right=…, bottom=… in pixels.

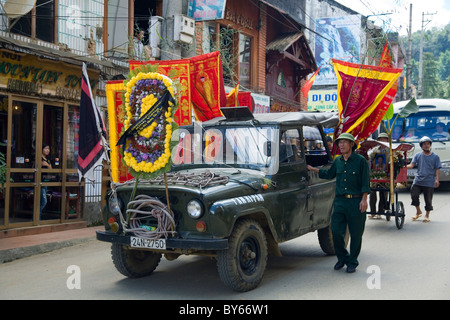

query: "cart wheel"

left=395, top=201, right=405, bottom=229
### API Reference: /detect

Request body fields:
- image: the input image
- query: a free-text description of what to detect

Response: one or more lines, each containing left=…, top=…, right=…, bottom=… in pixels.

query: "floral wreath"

left=120, top=66, right=179, bottom=179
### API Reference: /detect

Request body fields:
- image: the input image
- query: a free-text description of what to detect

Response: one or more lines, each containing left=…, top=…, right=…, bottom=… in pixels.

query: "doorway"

left=0, top=96, right=83, bottom=228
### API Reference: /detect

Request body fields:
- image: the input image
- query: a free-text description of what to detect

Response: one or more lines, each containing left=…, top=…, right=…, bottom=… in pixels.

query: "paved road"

left=1, top=189, right=449, bottom=301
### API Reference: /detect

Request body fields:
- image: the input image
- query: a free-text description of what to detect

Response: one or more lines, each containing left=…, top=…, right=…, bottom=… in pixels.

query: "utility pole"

left=406, top=3, right=412, bottom=99
left=418, top=11, right=437, bottom=98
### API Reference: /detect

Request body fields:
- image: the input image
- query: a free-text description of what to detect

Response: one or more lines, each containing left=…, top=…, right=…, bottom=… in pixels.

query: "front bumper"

left=96, top=230, right=228, bottom=251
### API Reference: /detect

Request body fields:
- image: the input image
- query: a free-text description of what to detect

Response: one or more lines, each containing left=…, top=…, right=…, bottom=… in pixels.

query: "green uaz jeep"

left=97, top=110, right=339, bottom=292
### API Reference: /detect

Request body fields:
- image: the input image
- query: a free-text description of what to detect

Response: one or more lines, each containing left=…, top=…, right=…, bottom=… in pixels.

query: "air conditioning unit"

left=173, top=14, right=195, bottom=44
left=149, top=16, right=163, bottom=58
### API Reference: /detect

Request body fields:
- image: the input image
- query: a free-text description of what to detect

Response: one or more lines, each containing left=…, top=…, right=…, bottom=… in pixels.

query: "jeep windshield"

left=172, top=124, right=279, bottom=175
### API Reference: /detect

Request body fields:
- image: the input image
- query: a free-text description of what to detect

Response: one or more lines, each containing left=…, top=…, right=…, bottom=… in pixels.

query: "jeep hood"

left=113, top=167, right=267, bottom=202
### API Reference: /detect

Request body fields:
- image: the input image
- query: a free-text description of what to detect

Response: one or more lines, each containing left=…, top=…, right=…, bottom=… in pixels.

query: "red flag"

left=332, top=59, right=402, bottom=144
left=301, top=66, right=320, bottom=98
left=226, top=82, right=240, bottom=107
left=190, top=51, right=226, bottom=121
left=78, top=63, right=106, bottom=183
left=379, top=41, right=393, bottom=68
left=376, top=41, right=398, bottom=116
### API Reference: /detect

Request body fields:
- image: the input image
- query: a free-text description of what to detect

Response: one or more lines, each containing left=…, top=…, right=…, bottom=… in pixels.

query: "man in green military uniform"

left=308, top=133, right=370, bottom=273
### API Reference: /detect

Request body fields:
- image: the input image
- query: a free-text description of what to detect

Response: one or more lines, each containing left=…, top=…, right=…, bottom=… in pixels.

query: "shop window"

left=277, top=71, right=286, bottom=88
left=8, top=187, right=34, bottom=223
left=0, top=95, right=8, bottom=227
left=9, top=0, right=55, bottom=43
left=209, top=26, right=252, bottom=87
left=239, top=33, right=251, bottom=87
left=11, top=101, right=36, bottom=169
left=218, top=26, right=236, bottom=85
left=40, top=186, right=63, bottom=221
left=43, top=105, right=63, bottom=169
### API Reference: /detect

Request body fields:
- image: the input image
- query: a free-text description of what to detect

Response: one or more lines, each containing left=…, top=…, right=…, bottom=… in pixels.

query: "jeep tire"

left=111, top=243, right=161, bottom=278
left=217, top=219, right=268, bottom=292
left=318, top=225, right=350, bottom=255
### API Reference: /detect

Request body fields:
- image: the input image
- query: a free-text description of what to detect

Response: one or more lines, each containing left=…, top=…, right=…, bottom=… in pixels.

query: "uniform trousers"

left=331, top=197, right=366, bottom=268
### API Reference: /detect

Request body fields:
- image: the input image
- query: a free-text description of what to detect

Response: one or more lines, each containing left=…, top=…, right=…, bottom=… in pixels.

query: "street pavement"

left=0, top=188, right=449, bottom=300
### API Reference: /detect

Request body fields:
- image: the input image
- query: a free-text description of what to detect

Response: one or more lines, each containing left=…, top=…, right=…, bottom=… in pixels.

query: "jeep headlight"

left=108, top=195, right=124, bottom=216
left=187, top=199, right=203, bottom=219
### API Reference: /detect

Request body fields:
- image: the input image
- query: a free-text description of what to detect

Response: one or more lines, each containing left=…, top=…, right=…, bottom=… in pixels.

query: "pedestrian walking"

left=307, top=133, right=370, bottom=273
left=406, top=136, right=441, bottom=222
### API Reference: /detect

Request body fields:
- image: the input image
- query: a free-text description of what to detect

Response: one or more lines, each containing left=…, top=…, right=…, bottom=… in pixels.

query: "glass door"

left=8, top=99, right=38, bottom=224
left=5, top=99, right=65, bottom=226
left=39, top=103, right=64, bottom=221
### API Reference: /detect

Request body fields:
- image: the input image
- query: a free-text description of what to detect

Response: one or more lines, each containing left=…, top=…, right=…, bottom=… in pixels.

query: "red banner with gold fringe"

left=105, top=80, right=132, bottom=183
left=129, top=59, right=192, bottom=126
left=189, top=51, right=226, bottom=121
left=130, top=51, right=226, bottom=123
left=332, top=59, right=402, bottom=145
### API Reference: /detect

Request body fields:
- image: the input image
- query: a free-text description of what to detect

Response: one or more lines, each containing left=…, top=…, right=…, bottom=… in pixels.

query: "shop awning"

left=266, top=32, right=316, bottom=73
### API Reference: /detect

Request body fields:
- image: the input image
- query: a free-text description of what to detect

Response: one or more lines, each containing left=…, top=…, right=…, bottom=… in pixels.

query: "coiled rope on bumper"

left=122, top=194, right=175, bottom=239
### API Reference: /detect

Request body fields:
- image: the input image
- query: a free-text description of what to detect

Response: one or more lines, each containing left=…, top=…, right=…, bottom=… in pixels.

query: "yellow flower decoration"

left=121, top=71, right=177, bottom=176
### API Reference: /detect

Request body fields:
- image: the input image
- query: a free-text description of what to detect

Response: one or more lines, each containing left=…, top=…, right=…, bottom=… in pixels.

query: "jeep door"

left=303, top=125, right=335, bottom=229
left=275, top=128, right=311, bottom=241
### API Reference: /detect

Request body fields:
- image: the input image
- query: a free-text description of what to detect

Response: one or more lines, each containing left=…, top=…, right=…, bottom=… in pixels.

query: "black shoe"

left=346, top=265, right=356, bottom=273
left=334, top=261, right=345, bottom=270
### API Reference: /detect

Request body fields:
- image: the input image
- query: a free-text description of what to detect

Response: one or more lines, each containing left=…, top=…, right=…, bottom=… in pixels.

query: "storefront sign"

left=0, top=50, right=98, bottom=100
left=252, top=93, right=270, bottom=113
left=307, top=89, right=338, bottom=112
left=224, top=9, right=254, bottom=29
left=7, top=78, right=42, bottom=95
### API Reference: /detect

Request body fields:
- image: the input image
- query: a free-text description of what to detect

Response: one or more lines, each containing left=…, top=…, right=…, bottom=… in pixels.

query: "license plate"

left=130, top=237, right=166, bottom=250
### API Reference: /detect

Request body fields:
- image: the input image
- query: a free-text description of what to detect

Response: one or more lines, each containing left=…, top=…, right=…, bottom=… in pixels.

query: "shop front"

left=0, top=49, right=100, bottom=230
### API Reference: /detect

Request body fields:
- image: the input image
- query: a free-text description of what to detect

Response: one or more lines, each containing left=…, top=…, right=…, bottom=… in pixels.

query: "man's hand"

left=359, top=199, right=368, bottom=213
left=360, top=194, right=368, bottom=213
left=434, top=179, right=440, bottom=188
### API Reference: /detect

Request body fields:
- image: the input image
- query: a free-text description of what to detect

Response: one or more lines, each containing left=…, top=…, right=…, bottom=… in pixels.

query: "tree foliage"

left=402, top=23, right=450, bottom=99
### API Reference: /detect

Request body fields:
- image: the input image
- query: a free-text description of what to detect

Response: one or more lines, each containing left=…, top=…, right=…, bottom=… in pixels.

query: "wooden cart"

left=358, top=140, right=414, bottom=229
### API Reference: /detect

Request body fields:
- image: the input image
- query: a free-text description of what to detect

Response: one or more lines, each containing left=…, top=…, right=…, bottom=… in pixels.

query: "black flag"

left=116, top=89, right=174, bottom=148
left=78, top=63, right=106, bottom=183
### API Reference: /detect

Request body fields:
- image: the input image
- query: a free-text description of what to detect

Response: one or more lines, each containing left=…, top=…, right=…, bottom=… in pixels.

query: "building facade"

left=1, top=0, right=404, bottom=231
left=0, top=0, right=128, bottom=230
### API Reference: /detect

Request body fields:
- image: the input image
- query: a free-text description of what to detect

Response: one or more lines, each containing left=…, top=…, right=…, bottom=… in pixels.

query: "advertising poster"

left=188, top=0, right=227, bottom=21
left=314, top=15, right=361, bottom=85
